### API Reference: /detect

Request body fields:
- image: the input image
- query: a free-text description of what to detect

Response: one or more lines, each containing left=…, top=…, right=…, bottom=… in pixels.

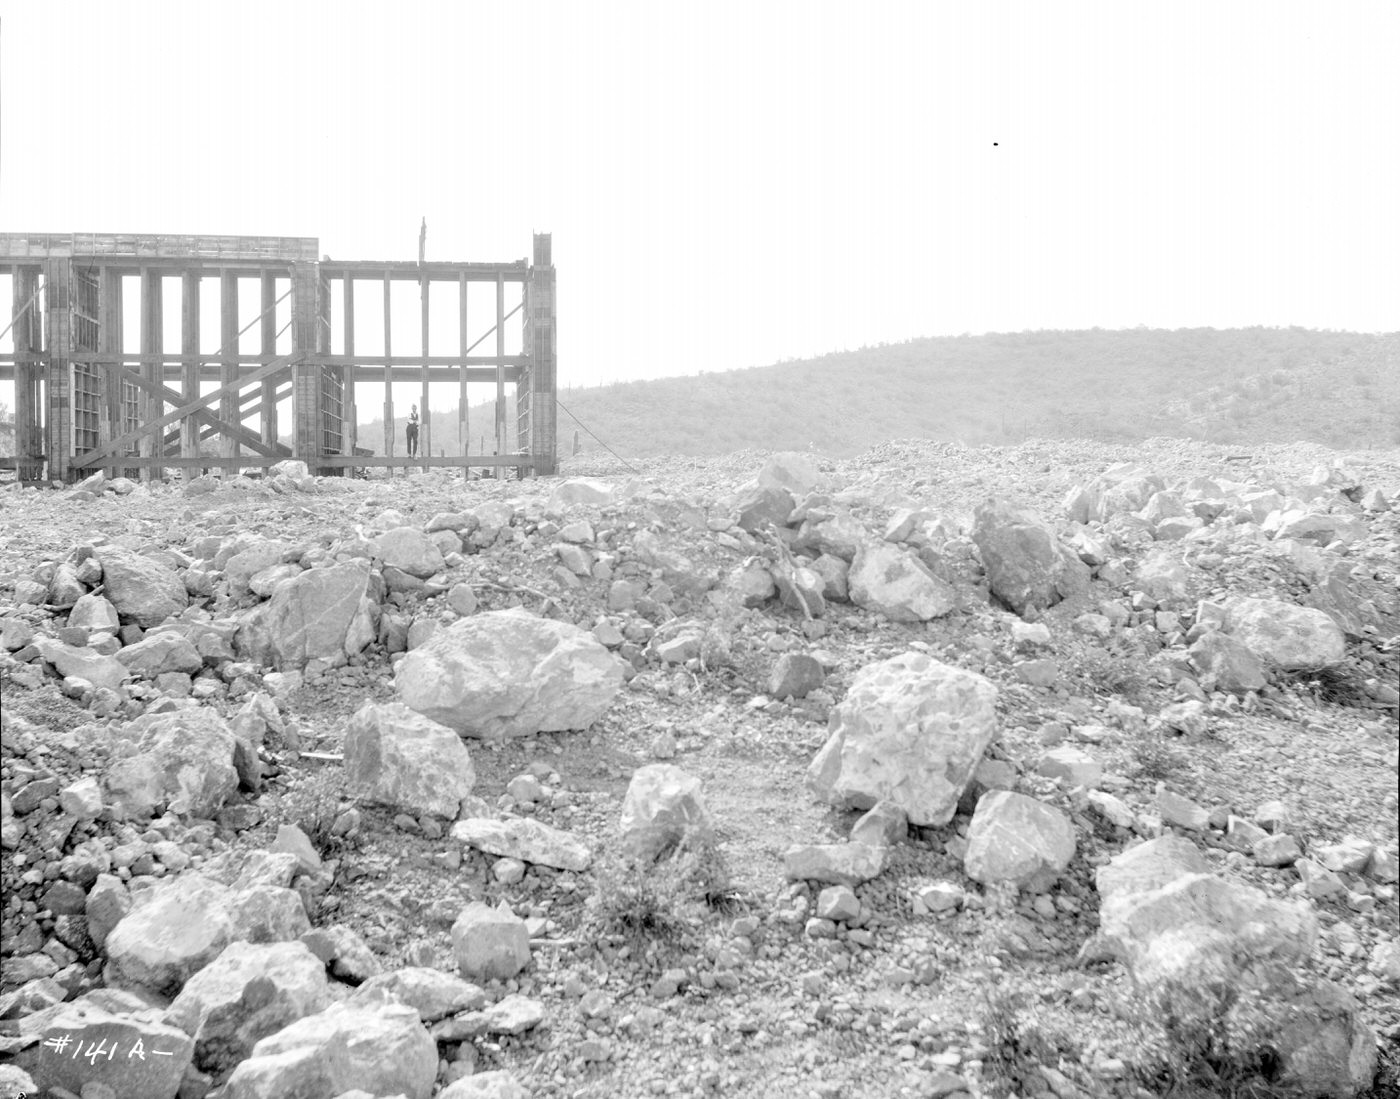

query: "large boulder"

left=971, top=499, right=1089, bottom=616
left=343, top=701, right=476, bottom=818
left=104, top=709, right=238, bottom=820
left=757, top=452, right=822, bottom=496
left=373, top=528, right=445, bottom=579
left=98, top=545, right=188, bottom=627
left=449, top=817, right=591, bottom=872
left=964, top=790, right=1077, bottom=892
left=352, top=967, right=487, bottom=1023
left=221, top=1000, right=436, bottom=1099
left=395, top=608, right=625, bottom=739
left=1096, top=835, right=1316, bottom=987
left=618, top=764, right=714, bottom=862
left=116, top=631, right=203, bottom=678
left=1134, top=547, right=1193, bottom=607
left=1187, top=630, right=1267, bottom=693
left=68, top=591, right=121, bottom=632
left=163, top=940, right=331, bottom=1083
left=225, top=540, right=294, bottom=600
left=732, top=483, right=795, bottom=534
left=1094, top=836, right=1376, bottom=1096
left=104, top=874, right=239, bottom=998
left=795, top=511, right=867, bottom=562
left=549, top=477, right=617, bottom=509
left=31, top=637, right=128, bottom=692
left=807, top=653, right=998, bottom=827
left=440, top=1071, right=531, bottom=1099
left=782, top=842, right=888, bottom=886
left=1225, top=596, right=1346, bottom=671
left=848, top=542, right=956, bottom=622
left=13, top=998, right=194, bottom=1099
left=246, top=559, right=377, bottom=670
left=451, top=902, right=531, bottom=982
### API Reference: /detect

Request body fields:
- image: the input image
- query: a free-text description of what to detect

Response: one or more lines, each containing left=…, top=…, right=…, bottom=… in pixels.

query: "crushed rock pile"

left=0, top=438, right=1397, bottom=1099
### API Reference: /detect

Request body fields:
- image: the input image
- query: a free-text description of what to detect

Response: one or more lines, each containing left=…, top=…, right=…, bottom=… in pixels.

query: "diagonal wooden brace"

left=72, top=355, right=300, bottom=468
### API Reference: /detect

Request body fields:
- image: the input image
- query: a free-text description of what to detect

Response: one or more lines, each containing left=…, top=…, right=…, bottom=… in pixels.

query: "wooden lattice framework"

left=0, top=232, right=558, bottom=481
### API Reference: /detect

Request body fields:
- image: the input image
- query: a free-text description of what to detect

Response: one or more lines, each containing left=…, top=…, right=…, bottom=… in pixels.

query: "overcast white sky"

left=2, top=1, right=1397, bottom=408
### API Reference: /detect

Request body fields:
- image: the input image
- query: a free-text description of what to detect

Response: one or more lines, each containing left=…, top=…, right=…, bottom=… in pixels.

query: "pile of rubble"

left=1, top=443, right=1396, bottom=1099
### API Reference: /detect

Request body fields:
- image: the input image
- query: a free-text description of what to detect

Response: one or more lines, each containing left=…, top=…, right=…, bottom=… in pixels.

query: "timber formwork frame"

left=0, top=232, right=558, bottom=481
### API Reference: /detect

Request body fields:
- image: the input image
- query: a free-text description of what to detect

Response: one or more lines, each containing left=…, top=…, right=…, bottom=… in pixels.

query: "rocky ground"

left=0, top=436, right=1397, bottom=1099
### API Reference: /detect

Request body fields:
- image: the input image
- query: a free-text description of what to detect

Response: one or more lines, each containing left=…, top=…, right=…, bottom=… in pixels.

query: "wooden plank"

left=349, top=367, right=520, bottom=383
left=383, top=272, right=393, bottom=462
left=11, top=267, right=41, bottom=480
left=317, top=454, right=528, bottom=468
left=99, top=270, right=124, bottom=478
left=459, top=271, right=468, bottom=476
left=0, top=232, right=318, bottom=262
left=495, top=278, right=508, bottom=463
left=221, top=272, right=240, bottom=472
left=342, top=276, right=357, bottom=469
left=420, top=270, right=430, bottom=468
left=182, top=273, right=200, bottom=460
left=317, top=260, right=528, bottom=280
left=71, top=356, right=298, bottom=467
left=138, top=269, right=162, bottom=480
left=285, top=265, right=319, bottom=459
left=261, top=274, right=278, bottom=447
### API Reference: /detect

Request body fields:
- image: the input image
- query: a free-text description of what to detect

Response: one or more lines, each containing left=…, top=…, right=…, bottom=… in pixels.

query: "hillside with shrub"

left=353, top=327, right=1399, bottom=460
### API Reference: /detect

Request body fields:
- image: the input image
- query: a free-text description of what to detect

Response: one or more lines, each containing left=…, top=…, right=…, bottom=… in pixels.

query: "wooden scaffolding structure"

left=0, top=231, right=558, bottom=482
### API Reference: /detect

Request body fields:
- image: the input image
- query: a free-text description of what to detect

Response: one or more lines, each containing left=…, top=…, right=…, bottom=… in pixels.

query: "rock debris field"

left=0, top=437, right=1397, bottom=1099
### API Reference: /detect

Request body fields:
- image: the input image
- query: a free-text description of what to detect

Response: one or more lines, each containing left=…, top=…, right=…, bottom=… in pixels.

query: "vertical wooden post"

left=420, top=273, right=430, bottom=469
left=46, top=259, right=75, bottom=481
left=181, top=272, right=201, bottom=465
left=290, top=262, right=320, bottom=463
left=99, top=270, right=123, bottom=480
left=12, top=266, right=40, bottom=482
left=342, top=276, right=357, bottom=473
left=260, top=274, right=278, bottom=449
left=458, top=272, right=468, bottom=479
left=317, top=268, right=333, bottom=464
left=524, top=233, right=557, bottom=474
left=383, top=271, right=394, bottom=466
left=138, top=268, right=161, bottom=482
left=220, top=272, right=239, bottom=476
left=495, top=271, right=505, bottom=480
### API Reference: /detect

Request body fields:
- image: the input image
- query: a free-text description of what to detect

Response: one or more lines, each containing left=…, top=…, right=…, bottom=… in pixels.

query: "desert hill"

left=351, top=327, right=1399, bottom=461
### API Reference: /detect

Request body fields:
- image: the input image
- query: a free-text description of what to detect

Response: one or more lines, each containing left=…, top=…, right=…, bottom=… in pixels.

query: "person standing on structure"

left=406, top=405, right=420, bottom=458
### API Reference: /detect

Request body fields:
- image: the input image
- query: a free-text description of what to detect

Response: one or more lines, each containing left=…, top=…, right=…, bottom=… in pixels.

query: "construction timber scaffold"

left=0, top=231, right=558, bottom=481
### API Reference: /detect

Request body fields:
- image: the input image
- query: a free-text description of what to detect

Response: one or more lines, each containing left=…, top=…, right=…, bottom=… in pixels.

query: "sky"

left=2, top=1, right=1397, bottom=416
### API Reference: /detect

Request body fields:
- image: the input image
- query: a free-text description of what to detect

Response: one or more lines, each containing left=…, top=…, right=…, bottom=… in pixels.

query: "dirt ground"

left=2, top=437, right=1397, bottom=1099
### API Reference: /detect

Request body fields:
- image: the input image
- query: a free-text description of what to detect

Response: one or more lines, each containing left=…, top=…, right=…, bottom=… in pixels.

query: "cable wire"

left=554, top=396, right=641, bottom=474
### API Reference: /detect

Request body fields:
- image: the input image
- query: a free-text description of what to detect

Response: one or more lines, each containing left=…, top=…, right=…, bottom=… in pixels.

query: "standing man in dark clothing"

left=406, top=405, right=420, bottom=458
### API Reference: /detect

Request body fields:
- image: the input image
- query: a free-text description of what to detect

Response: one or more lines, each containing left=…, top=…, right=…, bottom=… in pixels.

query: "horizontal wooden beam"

left=58, top=456, right=288, bottom=471
left=320, top=261, right=528, bottom=281
left=0, top=232, right=318, bottom=262
left=322, top=355, right=528, bottom=367
left=349, top=367, right=522, bottom=383
left=316, top=455, right=531, bottom=468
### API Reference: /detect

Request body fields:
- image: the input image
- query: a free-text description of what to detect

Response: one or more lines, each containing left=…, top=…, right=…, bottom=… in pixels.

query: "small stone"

left=1296, top=858, right=1346, bottom=900
left=815, top=885, right=860, bottom=922
left=1254, top=799, right=1290, bottom=833
left=492, top=858, right=526, bottom=885
left=1156, top=788, right=1210, bottom=832
left=1037, top=746, right=1102, bottom=788
left=1254, top=833, right=1303, bottom=867
left=915, top=882, right=964, bottom=913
